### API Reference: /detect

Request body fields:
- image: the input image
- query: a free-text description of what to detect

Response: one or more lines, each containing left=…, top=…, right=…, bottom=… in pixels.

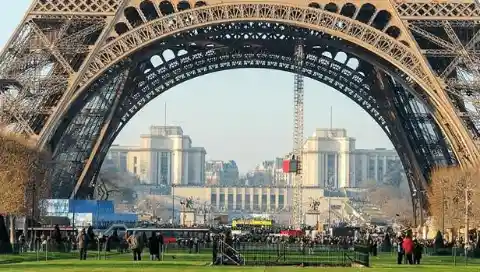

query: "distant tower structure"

left=282, top=40, right=305, bottom=229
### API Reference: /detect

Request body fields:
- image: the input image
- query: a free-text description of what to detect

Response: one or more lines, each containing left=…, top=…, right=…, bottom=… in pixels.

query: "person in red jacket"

left=402, top=236, right=414, bottom=264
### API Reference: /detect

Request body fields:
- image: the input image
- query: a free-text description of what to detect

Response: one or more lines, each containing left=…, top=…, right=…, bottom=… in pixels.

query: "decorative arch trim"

left=79, top=3, right=433, bottom=92
left=44, top=3, right=478, bottom=169
left=114, top=49, right=390, bottom=137
left=70, top=47, right=422, bottom=198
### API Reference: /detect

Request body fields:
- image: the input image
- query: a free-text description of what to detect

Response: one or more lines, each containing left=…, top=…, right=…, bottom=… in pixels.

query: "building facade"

left=352, top=148, right=403, bottom=187
left=172, top=185, right=351, bottom=225
left=107, top=126, right=206, bottom=186
left=302, top=129, right=355, bottom=188
left=172, top=186, right=345, bottom=212
left=105, top=146, right=128, bottom=172
left=245, top=158, right=289, bottom=186
left=205, top=160, right=240, bottom=186
left=299, top=128, right=403, bottom=189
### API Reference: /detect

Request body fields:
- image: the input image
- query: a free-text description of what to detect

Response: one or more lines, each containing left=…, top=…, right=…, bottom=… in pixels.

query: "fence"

left=0, top=242, right=112, bottom=264
left=217, top=240, right=244, bottom=265
left=376, top=244, right=480, bottom=257
left=369, top=245, right=480, bottom=266
left=1, top=241, right=369, bottom=266
left=6, top=242, right=480, bottom=267
left=352, top=245, right=370, bottom=267
left=231, top=243, right=369, bottom=266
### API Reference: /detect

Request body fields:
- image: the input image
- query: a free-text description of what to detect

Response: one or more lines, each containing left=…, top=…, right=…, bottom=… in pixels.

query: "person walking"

left=128, top=232, right=144, bottom=261
left=148, top=233, right=160, bottom=260
left=18, top=234, right=26, bottom=253
left=413, top=239, right=423, bottom=264
left=77, top=228, right=87, bottom=260
left=157, top=232, right=164, bottom=260
left=396, top=237, right=404, bottom=265
left=402, top=235, right=414, bottom=265
left=212, top=235, right=219, bottom=265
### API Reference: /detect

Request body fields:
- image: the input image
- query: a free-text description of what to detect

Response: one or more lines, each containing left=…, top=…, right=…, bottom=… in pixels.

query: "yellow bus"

left=231, top=219, right=273, bottom=228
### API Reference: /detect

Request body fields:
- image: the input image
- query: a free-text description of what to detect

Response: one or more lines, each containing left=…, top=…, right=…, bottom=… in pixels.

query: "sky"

left=0, top=1, right=393, bottom=172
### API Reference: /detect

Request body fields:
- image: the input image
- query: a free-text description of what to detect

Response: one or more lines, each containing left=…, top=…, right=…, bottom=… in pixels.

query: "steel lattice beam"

left=60, top=32, right=448, bottom=204
left=0, top=1, right=476, bottom=212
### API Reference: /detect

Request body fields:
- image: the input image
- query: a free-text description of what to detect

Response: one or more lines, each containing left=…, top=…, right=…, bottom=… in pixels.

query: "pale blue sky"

left=0, top=1, right=392, bottom=172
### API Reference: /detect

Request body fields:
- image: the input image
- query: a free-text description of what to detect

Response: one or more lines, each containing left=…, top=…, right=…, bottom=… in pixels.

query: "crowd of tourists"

left=17, top=221, right=480, bottom=265
left=231, top=231, right=356, bottom=248
left=394, top=235, right=424, bottom=265
left=76, top=227, right=166, bottom=261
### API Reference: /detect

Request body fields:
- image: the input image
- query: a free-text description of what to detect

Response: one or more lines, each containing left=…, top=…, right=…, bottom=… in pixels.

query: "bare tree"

left=0, top=131, right=51, bottom=250
left=366, top=182, right=413, bottom=225
left=383, top=197, right=414, bottom=226
left=429, top=167, right=459, bottom=231
left=368, top=185, right=393, bottom=206
left=135, top=195, right=171, bottom=221
left=429, top=166, right=480, bottom=237
left=95, top=166, right=137, bottom=203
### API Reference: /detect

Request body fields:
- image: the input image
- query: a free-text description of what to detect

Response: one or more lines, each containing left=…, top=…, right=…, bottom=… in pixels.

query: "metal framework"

left=0, top=1, right=479, bottom=217
left=292, top=41, right=304, bottom=228
left=396, top=1, right=480, bottom=145
left=51, top=23, right=449, bottom=216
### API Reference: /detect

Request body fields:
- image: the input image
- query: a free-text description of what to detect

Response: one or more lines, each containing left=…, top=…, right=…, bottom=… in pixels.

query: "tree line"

left=0, top=129, right=51, bottom=253
left=428, top=165, right=480, bottom=234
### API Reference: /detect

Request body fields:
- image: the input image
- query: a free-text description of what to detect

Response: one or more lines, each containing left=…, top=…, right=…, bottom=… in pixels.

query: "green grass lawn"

left=1, top=251, right=480, bottom=271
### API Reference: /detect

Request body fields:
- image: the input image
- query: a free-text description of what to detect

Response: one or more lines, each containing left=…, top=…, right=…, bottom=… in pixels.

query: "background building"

left=302, top=128, right=355, bottom=188
left=107, top=126, right=206, bottom=186
left=172, top=186, right=352, bottom=225
left=105, top=146, right=128, bottom=172
left=300, top=128, right=403, bottom=189
left=245, top=158, right=289, bottom=186
left=352, top=148, right=403, bottom=187
left=205, top=160, right=240, bottom=186
left=100, top=127, right=403, bottom=225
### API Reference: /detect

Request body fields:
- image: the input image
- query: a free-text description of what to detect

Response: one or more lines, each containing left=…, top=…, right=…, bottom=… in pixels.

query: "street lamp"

left=412, top=189, right=426, bottom=227
left=203, top=202, right=209, bottom=226
left=442, top=189, right=445, bottom=235
left=171, top=183, right=176, bottom=225
left=464, top=186, right=473, bottom=260
left=325, top=175, right=335, bottom=228
left=328, top=190, right=331, bottom=228
left=29, top=182, right=36, bottom=250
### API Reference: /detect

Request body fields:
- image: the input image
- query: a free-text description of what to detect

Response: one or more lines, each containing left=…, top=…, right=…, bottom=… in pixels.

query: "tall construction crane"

left=283, top=40, right=305, bottom=229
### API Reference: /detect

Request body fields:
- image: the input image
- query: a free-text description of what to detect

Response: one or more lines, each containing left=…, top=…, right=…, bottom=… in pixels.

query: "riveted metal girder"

left=42, top=1, right=478, bottom=171
left=0, top=0, right=477, bottom=205
left=50, top=23, right=452, bottom=209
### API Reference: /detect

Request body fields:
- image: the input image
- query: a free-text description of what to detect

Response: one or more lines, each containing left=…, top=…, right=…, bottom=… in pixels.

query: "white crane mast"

left=292, top=41, right=305, bottom=229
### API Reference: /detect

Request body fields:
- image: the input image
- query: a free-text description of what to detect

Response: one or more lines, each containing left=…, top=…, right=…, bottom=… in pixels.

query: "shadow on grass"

left=0, top=254, right=75, bottom=265
left=3, top=252, right=480, bottom=270
left=1, top=261, right=211, bottom=270
left=371, top=255, right=480, bottom=268
left=0, top=252, right=129, bottom=265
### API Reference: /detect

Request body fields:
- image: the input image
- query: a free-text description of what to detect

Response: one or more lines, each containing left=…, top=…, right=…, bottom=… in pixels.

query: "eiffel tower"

left=0, top=1, right=479, bottom=221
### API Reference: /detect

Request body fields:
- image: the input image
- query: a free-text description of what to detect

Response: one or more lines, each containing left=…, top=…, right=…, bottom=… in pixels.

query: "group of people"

left=396, top=235, right=423, bottom=265
left=76, top=227, right=95, bottom=260
left=76, top=228, right=165, bottom=261
left=124, top=231, right=164, bottom=261
left=127, top=231, right=166, bottom=261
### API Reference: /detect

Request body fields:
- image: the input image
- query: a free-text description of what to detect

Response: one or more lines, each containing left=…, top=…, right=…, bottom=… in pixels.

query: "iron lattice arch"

left=33, top=0, right=476, bottom=179
left=50, top=22, right=453, bottom=209
left=0, top=0, right=478, bottom=220
left=81, top=2, right=431, bottom=88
